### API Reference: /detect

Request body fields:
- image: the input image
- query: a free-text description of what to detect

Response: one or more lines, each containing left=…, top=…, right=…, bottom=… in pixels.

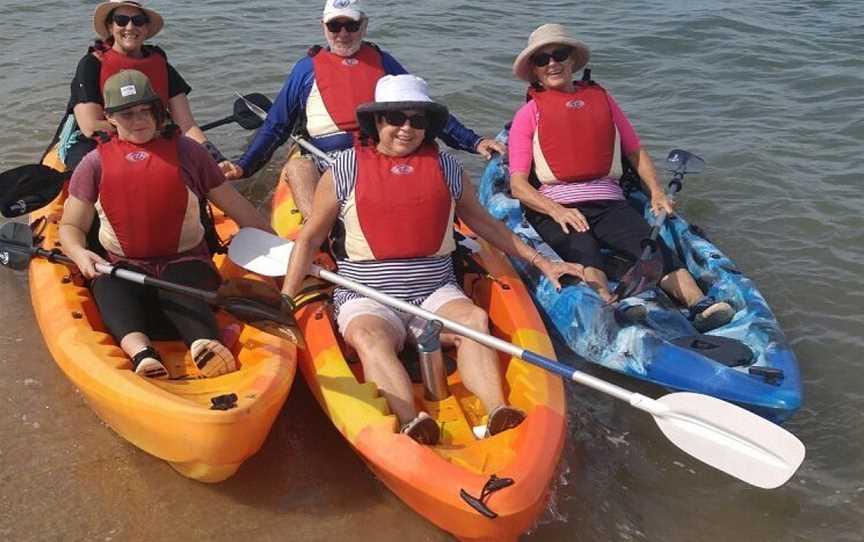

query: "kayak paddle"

left=0, top=222, right=304, bottom=347
left=231, top=92, right=330, bottom=162
left=226, top=227, right=806, bottom=489
left=200, top=92, right=273, bottom=131
left=612, top=149, right=704, bottom=301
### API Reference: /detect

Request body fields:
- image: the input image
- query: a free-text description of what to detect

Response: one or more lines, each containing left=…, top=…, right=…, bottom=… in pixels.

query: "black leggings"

left=525, top=199, right=683, bottom=275
left=91, top=259, right=221, bottom=347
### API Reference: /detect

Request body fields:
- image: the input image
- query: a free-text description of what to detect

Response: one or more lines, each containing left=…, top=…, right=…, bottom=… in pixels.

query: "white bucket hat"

left=512, top=24, right=590, bottom=82
left=356, top=75, right=450, bottom=140
left=93, top=1, right=164, bottom=40
left=323, top=0, right=365, bottom=22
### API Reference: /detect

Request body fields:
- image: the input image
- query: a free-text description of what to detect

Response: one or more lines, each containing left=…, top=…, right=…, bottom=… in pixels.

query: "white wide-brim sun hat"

left=356, top=75, right=450, bottom=140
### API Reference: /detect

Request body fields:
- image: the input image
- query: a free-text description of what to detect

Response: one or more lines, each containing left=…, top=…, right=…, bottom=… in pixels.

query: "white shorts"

left=336, top=283, right=469, bottom=347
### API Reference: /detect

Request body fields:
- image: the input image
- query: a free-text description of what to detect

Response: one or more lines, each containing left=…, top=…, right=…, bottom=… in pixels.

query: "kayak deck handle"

left=459, top=474, right=514, bottom=519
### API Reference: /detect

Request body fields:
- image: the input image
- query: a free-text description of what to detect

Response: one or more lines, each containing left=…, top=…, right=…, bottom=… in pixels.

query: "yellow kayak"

left=272, top=176, right=567, bottom=541
left=28, top=149, right=297, bottom=482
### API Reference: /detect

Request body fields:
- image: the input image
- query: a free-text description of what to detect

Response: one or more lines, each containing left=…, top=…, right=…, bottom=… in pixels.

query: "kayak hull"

left=29, top=150, right=297, bottom=482
left=477, top=128, right=802, bottom=423
left=272, top=176, right=567, bottom=540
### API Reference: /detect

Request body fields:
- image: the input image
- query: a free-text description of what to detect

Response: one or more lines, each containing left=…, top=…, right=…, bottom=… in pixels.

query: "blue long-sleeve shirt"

left=237, top=46, right=483, bottom=176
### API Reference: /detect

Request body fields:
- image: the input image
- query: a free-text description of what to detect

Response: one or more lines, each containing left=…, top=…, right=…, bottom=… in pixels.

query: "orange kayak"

left=272, top=177, right=566, bottom=541
left=28, top=150, right=297, bottom=482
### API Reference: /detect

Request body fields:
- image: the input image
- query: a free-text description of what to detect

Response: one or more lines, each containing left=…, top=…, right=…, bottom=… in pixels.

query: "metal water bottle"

left=416, top=320, right=449, bottom=401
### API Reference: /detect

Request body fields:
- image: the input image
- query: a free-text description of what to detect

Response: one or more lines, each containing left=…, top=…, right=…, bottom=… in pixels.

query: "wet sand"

left=0, top=263, right=452, bottom=541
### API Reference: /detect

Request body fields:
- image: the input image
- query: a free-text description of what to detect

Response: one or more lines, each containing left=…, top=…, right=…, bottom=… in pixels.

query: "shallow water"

left=1, top=1, right=862, bottom=540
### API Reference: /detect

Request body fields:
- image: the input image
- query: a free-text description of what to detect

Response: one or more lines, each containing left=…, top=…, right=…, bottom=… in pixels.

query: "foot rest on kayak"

left=670, top=334, right=754, bottom=367
left=459, top=474, right=515, bottom=519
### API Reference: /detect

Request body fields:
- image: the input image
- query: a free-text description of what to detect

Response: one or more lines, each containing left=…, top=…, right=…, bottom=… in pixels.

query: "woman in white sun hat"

left=279, top=74, right=584, bottom=445
left=51, top=1, right=227, bottom=172
left=507, top=23, right=734, bottom=331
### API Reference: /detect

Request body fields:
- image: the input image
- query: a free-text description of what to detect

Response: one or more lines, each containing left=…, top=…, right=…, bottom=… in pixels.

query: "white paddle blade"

left=228, top=228, right=293, bottom=277
left=652, top=392, right=805, bottom=489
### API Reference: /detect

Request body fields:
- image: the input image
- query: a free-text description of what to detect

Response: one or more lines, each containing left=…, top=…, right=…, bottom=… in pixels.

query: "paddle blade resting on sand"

left=0, top=221, right=37, bottom=270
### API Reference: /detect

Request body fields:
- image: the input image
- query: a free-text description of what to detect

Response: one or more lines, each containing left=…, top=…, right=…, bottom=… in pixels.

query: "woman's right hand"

left=69, top=248, right=109, bottom=279
left=549, top=204, right=589, bottom=233
left=222, top=161, right=244, bottom=180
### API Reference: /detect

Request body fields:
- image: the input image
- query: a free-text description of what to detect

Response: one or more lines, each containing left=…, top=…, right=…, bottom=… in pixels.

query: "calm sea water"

left=1, top=1, right=862, bottom=540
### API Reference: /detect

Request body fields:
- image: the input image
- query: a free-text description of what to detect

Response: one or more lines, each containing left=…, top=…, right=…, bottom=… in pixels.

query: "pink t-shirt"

left=508, top=89, right=641, bottom=204
left=69, top=135, right=226, bottom=274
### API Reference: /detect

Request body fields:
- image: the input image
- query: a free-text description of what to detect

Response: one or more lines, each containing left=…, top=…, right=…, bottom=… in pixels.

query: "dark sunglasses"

left=531, top=47, right=573, bottom=67
left=325, top=20, right=362, bottom=33
left=112, top=14, right=150, bottom=27
left=379, top=111, right=429, bottom=130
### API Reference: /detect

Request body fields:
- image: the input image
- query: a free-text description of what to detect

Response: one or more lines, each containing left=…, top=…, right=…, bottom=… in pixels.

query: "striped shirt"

left=330, top=147, right=464, bottom=312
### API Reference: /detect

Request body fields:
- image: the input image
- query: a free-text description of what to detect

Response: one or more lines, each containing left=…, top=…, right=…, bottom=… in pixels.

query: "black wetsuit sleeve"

left=167, top=63, right=191, bottom=98
left=69, top=54, right=104, bottom=109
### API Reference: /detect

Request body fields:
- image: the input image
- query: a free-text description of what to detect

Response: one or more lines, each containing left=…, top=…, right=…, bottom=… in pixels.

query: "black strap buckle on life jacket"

left=199, top=199, right=227, bottom=255
left=459, top=474, right=515, bottom=519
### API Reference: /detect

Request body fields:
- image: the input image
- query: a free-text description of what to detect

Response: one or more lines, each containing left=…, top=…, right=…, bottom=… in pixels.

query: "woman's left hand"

left=475, top=138, right=507, bottom=160
left=536, top=258, right=585, bottom=291
left=650, top=193, right=676, bottom=217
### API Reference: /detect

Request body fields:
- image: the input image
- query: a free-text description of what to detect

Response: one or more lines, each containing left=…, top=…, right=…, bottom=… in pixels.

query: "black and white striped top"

left=329, top=147, right=464, bottom=312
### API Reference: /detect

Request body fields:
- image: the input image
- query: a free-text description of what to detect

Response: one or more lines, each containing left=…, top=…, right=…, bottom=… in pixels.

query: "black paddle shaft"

left=638, top=172, right=684, bottom=260
left=0, top=239, right=220, bottom=303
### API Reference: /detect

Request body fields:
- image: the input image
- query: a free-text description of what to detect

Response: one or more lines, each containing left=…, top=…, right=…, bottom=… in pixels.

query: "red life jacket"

left=98, top=47, right=171, bottom=106
left=97, top=136, right=194, bottom=259
left=531, top=82, right=619, bottom=184
left=349, top=143, right=454, bottom=260
left=311, top=43, right=385, bottom=133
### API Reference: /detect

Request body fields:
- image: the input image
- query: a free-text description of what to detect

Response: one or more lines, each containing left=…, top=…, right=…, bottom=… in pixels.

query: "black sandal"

left=400, top=412, right=440, bottom=445
left=131, top=346, right=169, bottom=380
left=486, top=405, right=526, bottom=437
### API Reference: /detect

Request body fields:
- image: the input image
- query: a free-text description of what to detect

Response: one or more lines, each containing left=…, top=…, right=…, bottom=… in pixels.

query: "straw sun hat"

left=512, top=24, right=591, bottom=82
left=93, top=1, right=164, bottom=40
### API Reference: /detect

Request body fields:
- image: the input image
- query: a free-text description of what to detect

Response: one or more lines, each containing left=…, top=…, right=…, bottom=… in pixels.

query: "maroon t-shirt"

left=68, top=135, right=225, bottom=275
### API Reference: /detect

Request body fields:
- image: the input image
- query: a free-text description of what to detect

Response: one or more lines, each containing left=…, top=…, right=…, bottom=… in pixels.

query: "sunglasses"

left=531, top=47, right=573, bottom=67
left=325, top=20, right=362, bottom=33
left=379, top=111, right=429, bottom=130
left=112, top=14, right=150, bottom=27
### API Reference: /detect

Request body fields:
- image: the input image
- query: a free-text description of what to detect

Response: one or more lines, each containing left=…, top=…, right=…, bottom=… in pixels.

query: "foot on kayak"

left=192, top=339, right=237, bottom=378
left=486, top=405, right=526, bottom=437
left=132, top=346, right=169, bottom=380
left=691, top=297, right=735, bottom=332
left=400, top=411, right=440, bottom=445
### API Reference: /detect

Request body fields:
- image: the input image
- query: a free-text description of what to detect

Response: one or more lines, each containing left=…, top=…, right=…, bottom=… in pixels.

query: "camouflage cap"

left=102, top=69, right=161, bottom=114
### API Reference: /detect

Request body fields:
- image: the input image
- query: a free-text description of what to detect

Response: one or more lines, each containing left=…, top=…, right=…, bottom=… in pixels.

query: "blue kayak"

left=477, top=129, right=802, bottom=422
